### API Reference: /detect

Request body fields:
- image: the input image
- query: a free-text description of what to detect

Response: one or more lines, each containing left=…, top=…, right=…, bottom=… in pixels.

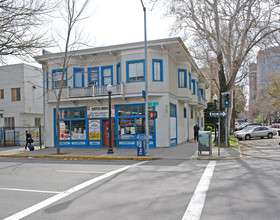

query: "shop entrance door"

left=102, top=119, right=115, bottom=147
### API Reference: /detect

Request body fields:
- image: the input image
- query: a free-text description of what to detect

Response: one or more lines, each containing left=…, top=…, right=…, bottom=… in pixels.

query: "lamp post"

left=107, top=84, right=114, bottom=154
left=213, top=94, right=217, bottom=142
left=140, top=0, right=149, bottom=155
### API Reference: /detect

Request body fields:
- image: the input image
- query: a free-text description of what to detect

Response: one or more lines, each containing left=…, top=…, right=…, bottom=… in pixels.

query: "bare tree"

left=151, top=0, right=280, bottom=146
left=0, top=0, right=55, bottom=63
left=51, top=0, right=90, bottom=154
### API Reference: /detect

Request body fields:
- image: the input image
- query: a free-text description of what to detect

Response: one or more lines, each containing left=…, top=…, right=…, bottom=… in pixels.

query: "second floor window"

left=152, top=59, right=163, bottom=81
left=178, top=69, right=187, bottom=88
left=88, top=67, right=99, bottom=86
left=127, top=60, right=145, bottom=82
left=101, top=66, right=113, bottom=86
left=73, top=68, right=84, bottom=88
left=0, top=89, right=4, bottom=99
left=117, top=63, right=121, bottom=84
left=52, top=69, right=67, bottom=89
left=11, top=88, right=20, bottom=101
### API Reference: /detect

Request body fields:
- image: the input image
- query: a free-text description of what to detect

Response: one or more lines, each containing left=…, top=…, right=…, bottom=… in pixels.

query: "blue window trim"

left=115, top=103, right=156, bottom=148
left=126, top=59, right=145, bottom=83
left=192, top=79, right=196, bottom=94
left=197, top=82, right=199, bottom=96
left=191, top=108, right=193, bottom=119
left=178, top=69, right=187, bottom=88
left=152, top=59, right=163, bottom=81
left=101, top=65, right=113, bottom=86
left=52, top=68, right=67, bottom=89
left=53, top=106, right=87, bottom=148
left=73, top=68, right=84, bottom=88
left=116, top=63, right=121, bottom=84
left=188, top=71, right=192, bottom=90
left=88, top=67, right=99, bottom=86
left=184, top=107, right=187, bottom=118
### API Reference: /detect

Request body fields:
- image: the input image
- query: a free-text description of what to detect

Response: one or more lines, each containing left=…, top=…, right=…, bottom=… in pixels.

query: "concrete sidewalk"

left=0, top=141, right=241, bottom=161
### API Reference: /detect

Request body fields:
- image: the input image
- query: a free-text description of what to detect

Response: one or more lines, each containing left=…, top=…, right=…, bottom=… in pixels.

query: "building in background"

left=0, top=64, right=43, bottom=146
left=0, top=63, right=43, bottom=128
left=35, top=38, right=208, bottom=149
left=248, top=47, right=280, bottom=122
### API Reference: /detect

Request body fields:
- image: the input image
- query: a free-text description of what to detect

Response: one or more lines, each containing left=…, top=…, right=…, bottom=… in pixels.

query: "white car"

left=234, top=126, right=277, bottom=140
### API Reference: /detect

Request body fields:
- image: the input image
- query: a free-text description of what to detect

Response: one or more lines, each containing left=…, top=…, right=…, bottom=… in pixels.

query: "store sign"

left=124, top=108, right=131, bottom=116
left=87, top=106, right=115, bottom=118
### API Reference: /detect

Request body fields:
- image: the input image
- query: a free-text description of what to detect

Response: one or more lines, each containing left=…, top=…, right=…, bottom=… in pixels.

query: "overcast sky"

left=90, top=0, right=173, bottom=46
left=5, top=0, right=173, bottom=65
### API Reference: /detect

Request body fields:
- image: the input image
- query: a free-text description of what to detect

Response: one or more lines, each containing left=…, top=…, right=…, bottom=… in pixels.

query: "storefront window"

left=132, top=106, right=138, bottom=115
left=71, top=120, right=86, bottom=140
left=60, top=121, right=70, bottom=140
left=136, top=118, right=154, bottom=139
left=118, top=106, right=125, bottom=116
left=118, top=118, right=135, bottom=140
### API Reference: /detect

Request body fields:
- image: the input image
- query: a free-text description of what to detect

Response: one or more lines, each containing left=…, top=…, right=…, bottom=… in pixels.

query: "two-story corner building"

left=35, top=38, right=208, bottom=149
left=0, top=63, right=43, bottom=128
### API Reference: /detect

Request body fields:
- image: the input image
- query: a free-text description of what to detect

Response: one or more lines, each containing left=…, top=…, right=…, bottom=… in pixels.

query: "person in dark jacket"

left=193, top=124, right=200, bottom=143
left=25, top=130, right=31, bottom=150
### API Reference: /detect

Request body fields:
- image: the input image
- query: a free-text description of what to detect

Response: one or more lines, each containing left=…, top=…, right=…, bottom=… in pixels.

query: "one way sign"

left=210, top=111, right=227, bottom=117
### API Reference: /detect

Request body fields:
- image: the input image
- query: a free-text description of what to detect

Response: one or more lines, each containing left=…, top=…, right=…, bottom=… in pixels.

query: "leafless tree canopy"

left=152, top=0, right=280, bottom=91
left=0, top=0, right=55, bottom=62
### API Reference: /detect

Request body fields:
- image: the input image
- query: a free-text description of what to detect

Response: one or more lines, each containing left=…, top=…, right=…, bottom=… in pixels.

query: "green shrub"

left=205, top=126, right=213, bottom=132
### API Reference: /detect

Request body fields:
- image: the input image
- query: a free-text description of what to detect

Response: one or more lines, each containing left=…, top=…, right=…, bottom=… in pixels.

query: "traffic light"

left=221, top=92, right=231, bottom=108
left=149, top=111, right=157, bottom=119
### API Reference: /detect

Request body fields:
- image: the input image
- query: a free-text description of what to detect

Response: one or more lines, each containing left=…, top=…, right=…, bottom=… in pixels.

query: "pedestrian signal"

left=149, top=111, right=157, bottom=119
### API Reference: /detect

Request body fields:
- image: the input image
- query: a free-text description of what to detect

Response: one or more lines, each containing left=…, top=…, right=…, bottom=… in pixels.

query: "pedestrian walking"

left=25, top=130, right=31, bottom=150
left=193, top=124, right=200, bottom=143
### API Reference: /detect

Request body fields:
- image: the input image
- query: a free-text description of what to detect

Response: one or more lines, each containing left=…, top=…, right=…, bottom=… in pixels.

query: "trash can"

left=137, top=140, right=146, bottom=156
left=198, top=131, right=212, bottom=156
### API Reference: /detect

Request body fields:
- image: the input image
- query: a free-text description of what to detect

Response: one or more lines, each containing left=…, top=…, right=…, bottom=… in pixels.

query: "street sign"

left=148, top=102, right=159, bottom=106
left=210, top=111, right=227, bottom=117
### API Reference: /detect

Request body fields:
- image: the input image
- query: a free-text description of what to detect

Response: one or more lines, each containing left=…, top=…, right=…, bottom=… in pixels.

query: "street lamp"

left=140, top=0, right=149, bottom=155
left=107, top=84, right=114, bottom=154
left=213, top=94, right=217, bottom=142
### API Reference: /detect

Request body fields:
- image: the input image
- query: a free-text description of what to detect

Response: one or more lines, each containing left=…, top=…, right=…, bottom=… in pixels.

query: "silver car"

left=234, top=126, right=277, bottom=140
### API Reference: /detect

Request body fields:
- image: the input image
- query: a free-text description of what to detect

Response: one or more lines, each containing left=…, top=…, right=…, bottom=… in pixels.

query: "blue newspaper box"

left=137, top=140, right=146, bottom=156
left=198, top=131, right=212, bottom=156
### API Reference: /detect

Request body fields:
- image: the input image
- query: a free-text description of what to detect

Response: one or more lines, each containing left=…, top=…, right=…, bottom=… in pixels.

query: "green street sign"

left=148, top=102, right=159, bottom=106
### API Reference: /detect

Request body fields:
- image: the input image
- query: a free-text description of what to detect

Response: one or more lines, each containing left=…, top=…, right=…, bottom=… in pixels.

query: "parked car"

left=235, top=122, right=262, bottom=131
left=234, top=126, right=277, bottom=140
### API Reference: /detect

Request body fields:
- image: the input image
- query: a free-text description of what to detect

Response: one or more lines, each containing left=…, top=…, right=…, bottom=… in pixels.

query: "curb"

left=0, top=154, right=153, bottom=161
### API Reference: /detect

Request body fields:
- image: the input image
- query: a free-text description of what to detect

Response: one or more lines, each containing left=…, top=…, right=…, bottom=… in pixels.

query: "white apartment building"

left=35, top=38, right=208, bottom=149
left=0, top=63, right=43, bottom=128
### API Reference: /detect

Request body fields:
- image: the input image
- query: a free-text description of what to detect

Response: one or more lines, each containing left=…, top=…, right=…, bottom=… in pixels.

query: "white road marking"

left=182, top=161, right=216, bottom=220
left=0, top=188, right=60, bottom=194
left=4, top=161, right=148, bottom=220
left=57, top=170, right=106, bottom=174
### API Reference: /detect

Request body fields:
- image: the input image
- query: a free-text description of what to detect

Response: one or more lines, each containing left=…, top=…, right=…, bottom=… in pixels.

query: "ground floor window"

left=116, top=104, right=155, bottom=148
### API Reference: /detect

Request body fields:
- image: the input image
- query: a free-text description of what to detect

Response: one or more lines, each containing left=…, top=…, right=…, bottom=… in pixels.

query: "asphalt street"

left=0, top=136, right=280, bottom=220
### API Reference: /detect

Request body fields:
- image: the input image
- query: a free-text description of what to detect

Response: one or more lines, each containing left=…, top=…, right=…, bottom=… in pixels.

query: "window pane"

left=89, top=69, right=98, bottom=81
left=103, top=68, right=111, bottom=77
left=129, top=62, right=144, bottom=82
left=75, top=72, right=83, bottom=87
left=139, top=106, right=145, bottom=115
left=154, top=62, right=161, bottom=80
left=80, top=109, right=86, bottom=118
left=60, top=121, right=70, bottom=140
left=104, top=77, right=111, bottom=85
left=132, top=107, right=138, bottom=115
left=71, top=120, right=86, bottom=140
left=118, top=106, right=124, bottom=116
left=118, top=118, right=135, bottom=140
